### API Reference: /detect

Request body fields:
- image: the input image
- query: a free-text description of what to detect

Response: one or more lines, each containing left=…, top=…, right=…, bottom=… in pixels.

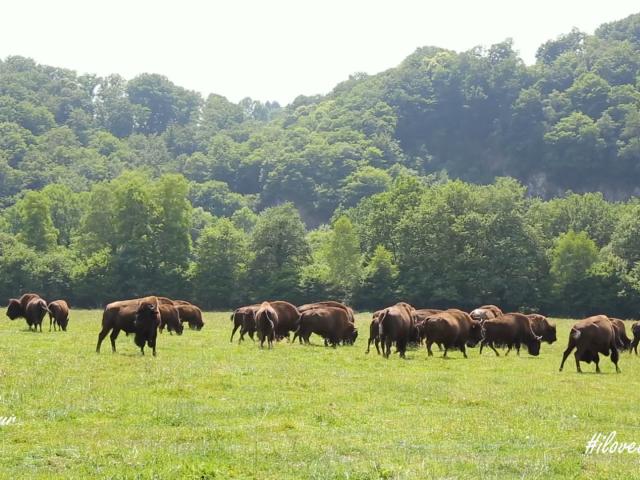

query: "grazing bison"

left=480, top=313, right=542, bottom=356
left=96, top=296, right=161, bottom=355
left=159, top=304, right=184, bottom=335
left=48, top=300, right=70, bottom=331
left=230, top=304, right=260, bottom=342
left=176, top=303, right=204, bottom=330
left=609, top=318, right=632, bottom=351
left=6, top=293, right=44, bottom=330
left=378, top=303, right=415, bottom=358
left=527, top=314, right=557, bottom=344
left=470, top=304, right=503, bottom=323
left=294, top=307, right=357, bottom=346
left=133, top=299, right=162, bottom=356
left=417, top=309, right=482, bottom=358
left=255, top=302, right=278, bottom=349
left=560, top=315, right=621, bottom=373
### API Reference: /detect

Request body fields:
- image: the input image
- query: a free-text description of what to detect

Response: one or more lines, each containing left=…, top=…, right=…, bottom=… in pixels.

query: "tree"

left=326, top=216, right=362, bottom=300
left=247, top=203, right=310, bottom=301
left=356, top=245, right=398, bottom=310
left=16, top=191, right=58, bottom=251
left=191, top=219, right=249, bottom=308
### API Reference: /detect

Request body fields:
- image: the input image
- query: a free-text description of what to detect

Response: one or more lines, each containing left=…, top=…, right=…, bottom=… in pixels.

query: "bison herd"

left=5, top=293, right=640, bottom=372
left=232, top=300, right=640, bottom=373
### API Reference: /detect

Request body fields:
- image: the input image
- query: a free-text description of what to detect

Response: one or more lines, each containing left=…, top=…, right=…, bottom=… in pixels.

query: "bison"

left=293, top=307, right=357, bottom=346
left=24, top=298, right=49, bottom=332
left=632, top=322, right=640, bottom=355
left=527, top=314, right=557, bottom=344
left=378, top=303, right=415, bottom=358
left=48, top=300, right=70, bottom=331
left=609, top=318, right=631, bottom=351
left=176, top=303, right=204, bottom=330
left=230, top=304, right=260, bottom=342
left=6, top=293, right=45, bottom=330
left=417, top=309, right=481, bottom=358
left=255, top=302, right=278, bottom=349
left=96, top=296, right=161, bottom=355
left=470, top=304, right=503, bottom=323
left=366, top=310, right=383, bottom=354
left=298, top=301, right=355, bottom=323
left=560, top=315, right=621, bottom=373
left=159, top=304, right=184, bottom=335
left=133, top=299, right=162, bottom=356
left=480, top=313, right=542, bottom=356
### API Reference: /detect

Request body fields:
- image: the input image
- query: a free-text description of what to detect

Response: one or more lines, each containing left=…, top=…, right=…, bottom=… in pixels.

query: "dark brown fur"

left=48, top=300, right=70, bottom=331
left=159, top=304, right=184, bottom=335
left=379, top=303, right=415, bottom=358
left=293, top=307, right=357, bottom=346
left=480, top=313, right=542, bottom=356
left=527, top=314, right=557, bottom=344
left=560, top=315, right=620, bottom=373
left=418, top=309, right=482, bottom=358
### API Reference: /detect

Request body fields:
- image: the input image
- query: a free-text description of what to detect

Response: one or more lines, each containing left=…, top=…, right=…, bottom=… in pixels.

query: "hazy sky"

left=1, top=1, right=638, bottom=105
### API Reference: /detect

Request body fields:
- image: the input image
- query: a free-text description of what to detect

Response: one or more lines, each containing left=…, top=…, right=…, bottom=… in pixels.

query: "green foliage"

left=15, top=190, right=58, bottom=251
left=356, top=245, right=398, bottom=310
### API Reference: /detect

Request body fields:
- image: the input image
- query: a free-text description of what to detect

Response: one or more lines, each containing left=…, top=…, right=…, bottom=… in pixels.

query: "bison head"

left=58, top=316, right=69, bottom=331
left=544, top=324, right=557, bottom=344
left=466, top=320, right=483, bottom=347
left=6, top=299, right=22, bottom=320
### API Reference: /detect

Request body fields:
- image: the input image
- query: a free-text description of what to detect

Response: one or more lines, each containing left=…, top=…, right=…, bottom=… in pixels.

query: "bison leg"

left=374, top=337, right=380, bottom=355
left=437, top=343, right=443, bottom=351
left=109, top=328, right=121, bottom=353
left=443, top=347, right=448, bottom=358
left=559, top=342, right=575, bottom=372
left=426, top=341, right=434, bottom=357
left=230, top=323, right=241, bottom=342
left=573, top=350, right=583, bottom=373
left=96, top=327, right=111, bottom=353
left=150, top=338, right=157, bottom=357
left=610, top=347, right=620, bottom=373
left=489, top=343, right=500, bottom=357
left=460, top=345, right=467, bottom=359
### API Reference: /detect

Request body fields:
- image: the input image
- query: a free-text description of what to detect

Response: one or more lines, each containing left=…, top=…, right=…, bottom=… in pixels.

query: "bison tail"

left=570, top=328, right=581, bottom=341
left=378, top=309, right=388, bottom=337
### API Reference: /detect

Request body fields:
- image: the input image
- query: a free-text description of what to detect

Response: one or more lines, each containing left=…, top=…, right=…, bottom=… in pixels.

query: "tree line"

left=1, top=13, right=640, bottom=226
left=1, top=172, right=640, bottom=317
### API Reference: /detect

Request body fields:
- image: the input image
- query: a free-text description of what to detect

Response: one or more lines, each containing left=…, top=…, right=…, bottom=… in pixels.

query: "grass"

left=0, top=310, right=639, bottom=479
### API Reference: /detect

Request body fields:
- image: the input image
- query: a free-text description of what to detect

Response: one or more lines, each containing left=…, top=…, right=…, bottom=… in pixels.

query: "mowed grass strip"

left=0, top=310, right=639, bottom=479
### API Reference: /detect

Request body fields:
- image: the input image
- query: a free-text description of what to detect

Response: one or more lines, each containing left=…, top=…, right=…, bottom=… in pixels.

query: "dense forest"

left=1, top=13, right=640, bottom=315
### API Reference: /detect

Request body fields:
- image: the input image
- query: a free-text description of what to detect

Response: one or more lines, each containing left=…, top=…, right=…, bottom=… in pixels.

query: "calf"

left=159, top=304, right=184, bottom=335
left=560, top=315, right=620, bottom=373
left=48, top=300, right=70, bottom=331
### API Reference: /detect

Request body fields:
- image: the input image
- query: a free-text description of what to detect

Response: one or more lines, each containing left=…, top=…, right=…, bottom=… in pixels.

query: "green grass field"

left=1, top=310, right=639, bottom=479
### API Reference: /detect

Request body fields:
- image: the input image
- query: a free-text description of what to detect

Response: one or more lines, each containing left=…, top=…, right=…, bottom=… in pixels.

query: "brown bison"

left=527, top=314, right=557, bottom=344
left=298, top=301, right=355, bottom=323
left=366, top=310, right=383, bottom=354
left=133, top=299, right=162, bottom=356
left=176, top=303, right=204, bottom=330
left=609, top=318, right=632, bottom=351
left=230, top=304, right=260, bottom=342
left=6, top=293, right=46, bottom=330
left=378, top=303, right=415, bottom=358
left=96, top=296, right=161, bottom=355
left=470, top=304, right=503, bottom=323
left=293, top=307, right=357, bottom=346
left=480, top=313, right=542, bottom=356
left=255, top=302, right=278, bottom=349
left=417, top=309, right=482, bottom=358
left=159, top=304, right=184, bottom=335
left=48, top=300, right=70, bottom=332
left=560, top=315, right=621, bottom=373
left=24, top=298, right=49, bottom=332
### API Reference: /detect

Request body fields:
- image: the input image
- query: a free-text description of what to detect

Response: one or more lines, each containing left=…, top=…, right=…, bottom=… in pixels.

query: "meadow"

left=0, top=310, right=639, bottom=479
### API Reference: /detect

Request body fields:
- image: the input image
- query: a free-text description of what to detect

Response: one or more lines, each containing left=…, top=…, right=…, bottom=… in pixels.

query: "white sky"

left=1, top=1, right=638, bottom=105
